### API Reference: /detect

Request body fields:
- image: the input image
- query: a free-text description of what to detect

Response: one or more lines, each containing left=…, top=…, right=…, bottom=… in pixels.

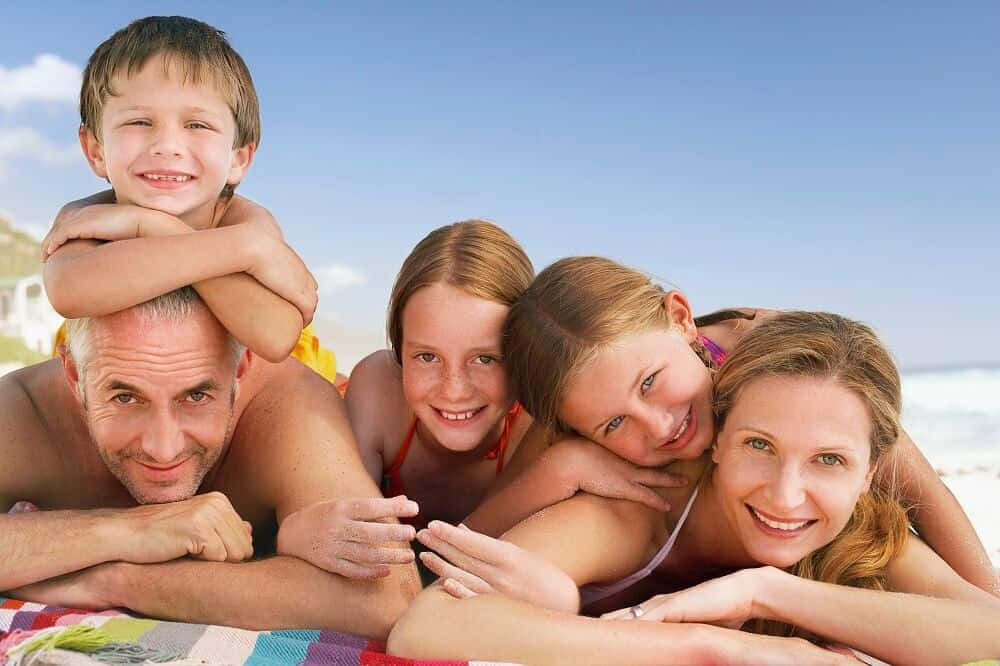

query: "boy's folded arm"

left=883, top=428, right=999, bottom=595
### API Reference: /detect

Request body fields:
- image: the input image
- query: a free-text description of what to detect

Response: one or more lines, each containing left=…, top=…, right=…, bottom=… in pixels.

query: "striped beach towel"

left=0, top=597, right=512, bottom=666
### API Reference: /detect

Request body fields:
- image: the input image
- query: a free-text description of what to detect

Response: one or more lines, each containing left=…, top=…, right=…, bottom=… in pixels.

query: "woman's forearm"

left=758, top=567, right=1000, bottom=664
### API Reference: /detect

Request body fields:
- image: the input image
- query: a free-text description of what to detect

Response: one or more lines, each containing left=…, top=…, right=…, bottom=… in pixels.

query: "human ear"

left=78, top=126, right=108, bottom=179
left=663, top=290, right=697, bottom=342
left=227, top=143, right=256, bottom=185
left=711, top=441, right=721, bottom=464
left=58, top=347, right=85, bottom=404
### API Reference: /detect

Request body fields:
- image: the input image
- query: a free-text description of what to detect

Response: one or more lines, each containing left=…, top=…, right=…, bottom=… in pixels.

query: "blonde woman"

left=390, top=310, right=1000, bottom=665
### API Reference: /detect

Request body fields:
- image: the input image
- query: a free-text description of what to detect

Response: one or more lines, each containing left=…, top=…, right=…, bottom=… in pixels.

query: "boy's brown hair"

left=80, top=16, right=260, bottom=174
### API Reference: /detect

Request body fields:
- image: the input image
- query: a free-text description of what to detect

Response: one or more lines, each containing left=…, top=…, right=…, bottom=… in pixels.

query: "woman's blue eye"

left=640, top=372, right=656, bottom=393
left=748, top=438, right=770, bottom=451
left=819, top=453, right=843, bottom=466
left=605, top=415, right=625, bottom=434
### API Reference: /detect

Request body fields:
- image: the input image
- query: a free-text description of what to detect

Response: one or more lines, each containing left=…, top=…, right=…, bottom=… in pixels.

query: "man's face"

left=80, top=53, right=252, bottom=229
left=69, top=305, right=245, bottom=504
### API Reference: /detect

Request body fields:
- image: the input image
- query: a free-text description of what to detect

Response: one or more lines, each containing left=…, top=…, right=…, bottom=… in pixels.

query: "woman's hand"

left=602, top=567, right=775, bottom=629
left=549, top=437, right=688, bottom=512
left=417, top=520, right=580, bottom=613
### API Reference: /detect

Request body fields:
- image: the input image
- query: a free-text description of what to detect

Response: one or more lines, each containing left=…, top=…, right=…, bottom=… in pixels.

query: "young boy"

left=42, top=16, right=335, bottom=374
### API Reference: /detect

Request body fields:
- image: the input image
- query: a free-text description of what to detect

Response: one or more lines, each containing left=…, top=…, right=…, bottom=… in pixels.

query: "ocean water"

left=901, top=365, right=1000, bottom=472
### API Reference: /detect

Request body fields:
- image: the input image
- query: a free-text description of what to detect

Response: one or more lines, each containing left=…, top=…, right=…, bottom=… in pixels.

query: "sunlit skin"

left=710, top=374, right=875, bottom=567
left=62, top=303, right=248, bottom=504
left=78, top=54, right=252, bottom=230
left=400, top=282, right=513, bottom=455
left=559, top=297, right=715, bottom=466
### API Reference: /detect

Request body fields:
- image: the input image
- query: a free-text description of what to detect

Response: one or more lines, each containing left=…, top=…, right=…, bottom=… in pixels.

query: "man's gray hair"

left=66, top=287, right=245, bottom=391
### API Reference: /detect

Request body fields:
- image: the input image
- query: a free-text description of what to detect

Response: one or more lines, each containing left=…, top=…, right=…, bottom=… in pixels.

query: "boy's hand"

left=276, top=496, right=418, bottom=579
left=43, top=203, right=181, bottom=259
left=245, top=230, right=319, bottom=325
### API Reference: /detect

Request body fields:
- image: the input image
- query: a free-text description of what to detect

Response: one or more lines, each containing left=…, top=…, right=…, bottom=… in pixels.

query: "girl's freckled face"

left=400, top=283, right=512, bottom=452
left=559, top=327, right=715, bottom=466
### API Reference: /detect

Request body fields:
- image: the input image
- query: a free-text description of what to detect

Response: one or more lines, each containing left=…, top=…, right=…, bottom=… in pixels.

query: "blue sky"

left=2, top=2, right=997, bottom=368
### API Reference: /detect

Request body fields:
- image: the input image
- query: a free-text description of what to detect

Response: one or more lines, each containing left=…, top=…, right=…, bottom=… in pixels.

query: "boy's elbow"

left=43, top=264, right=83, bottom=318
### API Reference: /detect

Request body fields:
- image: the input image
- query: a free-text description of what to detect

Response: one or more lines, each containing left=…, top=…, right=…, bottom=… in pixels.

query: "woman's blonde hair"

left=505, top=256, right=699, bottom=433
left=712, top=311, right=910, bottom=638
left=387, top=220, right=533, bottom=363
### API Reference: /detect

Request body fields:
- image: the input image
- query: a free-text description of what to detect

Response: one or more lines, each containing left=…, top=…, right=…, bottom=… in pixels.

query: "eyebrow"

left=589, top=364, right=652, bottom=436
left=104, top=379, right=220, bottom=396
left=111, top=105, right=223, bottom=116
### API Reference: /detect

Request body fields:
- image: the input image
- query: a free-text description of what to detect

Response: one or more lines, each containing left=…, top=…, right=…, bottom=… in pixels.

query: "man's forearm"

left=0, top=511, right=122, bottom=590
left=110, top=556, right=420, bottom=640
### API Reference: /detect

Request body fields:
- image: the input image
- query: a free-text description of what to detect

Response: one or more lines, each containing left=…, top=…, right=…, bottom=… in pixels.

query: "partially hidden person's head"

left=505, top=256, right=715, bottom=465
left=710, top=311, right=908, bottom=593
left=386, top=220, right=534, bottom=453
left=61, top=287, right=249, bottom=504
left=78, top=16, right=260, bottom=228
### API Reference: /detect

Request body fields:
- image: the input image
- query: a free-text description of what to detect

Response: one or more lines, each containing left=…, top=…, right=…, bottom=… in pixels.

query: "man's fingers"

left=344, top=519, right=416, bottom=544
left=335, top=541, right=415, bottom=565
left=344, top=496, right=419, bottom=521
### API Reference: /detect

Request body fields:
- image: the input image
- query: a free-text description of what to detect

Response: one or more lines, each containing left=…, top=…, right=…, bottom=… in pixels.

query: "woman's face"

left=559, top=317, right=715, bottom=466
left=400, top=282, right=513, bottom=453
left=712, top=374, right=875, bottom=568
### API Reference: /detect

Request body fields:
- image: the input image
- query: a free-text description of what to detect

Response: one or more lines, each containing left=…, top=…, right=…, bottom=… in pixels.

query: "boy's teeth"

left=440, top=409, right=478, bottom=421
left=144, top=174, right=190, bottom=181
left=752, top=508, right=810, bottom=531
left=668, top=413, right=691, bottom=442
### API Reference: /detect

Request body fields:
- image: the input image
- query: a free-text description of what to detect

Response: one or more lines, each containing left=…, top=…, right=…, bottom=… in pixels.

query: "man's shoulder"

left=0, top=360, right=64, bottom=430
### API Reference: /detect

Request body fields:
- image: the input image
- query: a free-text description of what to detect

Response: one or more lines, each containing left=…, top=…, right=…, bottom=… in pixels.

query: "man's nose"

left=142, top=405, right=186, bottom=463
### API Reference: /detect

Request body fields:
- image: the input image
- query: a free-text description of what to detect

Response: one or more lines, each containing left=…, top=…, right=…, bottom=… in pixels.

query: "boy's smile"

left=80, top=54, right=252, bottom=229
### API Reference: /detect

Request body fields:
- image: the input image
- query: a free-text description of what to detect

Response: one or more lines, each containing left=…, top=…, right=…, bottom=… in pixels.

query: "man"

left=0, top=288, right=419, bottom=639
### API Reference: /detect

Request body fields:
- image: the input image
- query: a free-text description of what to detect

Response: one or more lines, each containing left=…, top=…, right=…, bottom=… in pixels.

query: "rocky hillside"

left=0, top=215, right=43, bottom=278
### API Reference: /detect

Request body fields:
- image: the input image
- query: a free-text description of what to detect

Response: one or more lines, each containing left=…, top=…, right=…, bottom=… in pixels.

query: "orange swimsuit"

left=382, top=403, right=523, bottom=503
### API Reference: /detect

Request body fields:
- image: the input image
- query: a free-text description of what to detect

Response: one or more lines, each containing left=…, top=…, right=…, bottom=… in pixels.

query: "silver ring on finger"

left=629, top=605, right=645, bottom=619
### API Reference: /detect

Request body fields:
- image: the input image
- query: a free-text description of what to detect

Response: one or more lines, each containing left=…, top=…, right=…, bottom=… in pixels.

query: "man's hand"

left=114, top=492, right=254, bottom=565
left=277, top=496, right=419, bottom=579
left=416, top=521, right=579, bottom=613
left=7, top=562, right=123, bottom=611
left=550, top=437, right=688, bottom=512
left=601, top=567, right=770, bottom=629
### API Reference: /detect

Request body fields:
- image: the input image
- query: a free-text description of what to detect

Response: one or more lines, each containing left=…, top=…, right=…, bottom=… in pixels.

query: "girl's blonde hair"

left=505, top=256, right=693, bottom=433
left=387, top=220, right=533, bottom=363
left=712, top=311, right=910, bottom=638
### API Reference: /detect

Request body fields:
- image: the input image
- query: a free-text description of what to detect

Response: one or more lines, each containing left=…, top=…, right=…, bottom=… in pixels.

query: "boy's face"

left=80, top=54, right=253, bottom=229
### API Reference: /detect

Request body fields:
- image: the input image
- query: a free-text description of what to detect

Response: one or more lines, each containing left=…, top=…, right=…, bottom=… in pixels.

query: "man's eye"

left=188, top=391, right=207, bottom=403
left=819, top=453, right=843, bottom=466
left=416, top=353, right=437, bottom=363
left=113, top=394, right=135, bottom=405
left=747, top=437, right=770, bottom=451
left=605, top=415, right=625, bottom=435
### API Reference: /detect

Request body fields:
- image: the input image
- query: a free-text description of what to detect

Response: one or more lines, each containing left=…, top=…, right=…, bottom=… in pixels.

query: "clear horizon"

left=2, top=3, right=998, bottom=368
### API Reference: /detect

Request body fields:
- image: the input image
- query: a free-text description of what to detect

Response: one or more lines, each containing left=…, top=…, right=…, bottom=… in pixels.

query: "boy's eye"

left=113, top=393, right=136, bottom=405
left=605, top=415, right=625, bottom=435
left=125, top=119, right=151, bottom=127
left=747, top=437, right=770, bottom=452
left=416, top=353, right=437, bottom=363
left=818, top=453, right=843, bottom=466
left=187, top=121, right=210, bottom=130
